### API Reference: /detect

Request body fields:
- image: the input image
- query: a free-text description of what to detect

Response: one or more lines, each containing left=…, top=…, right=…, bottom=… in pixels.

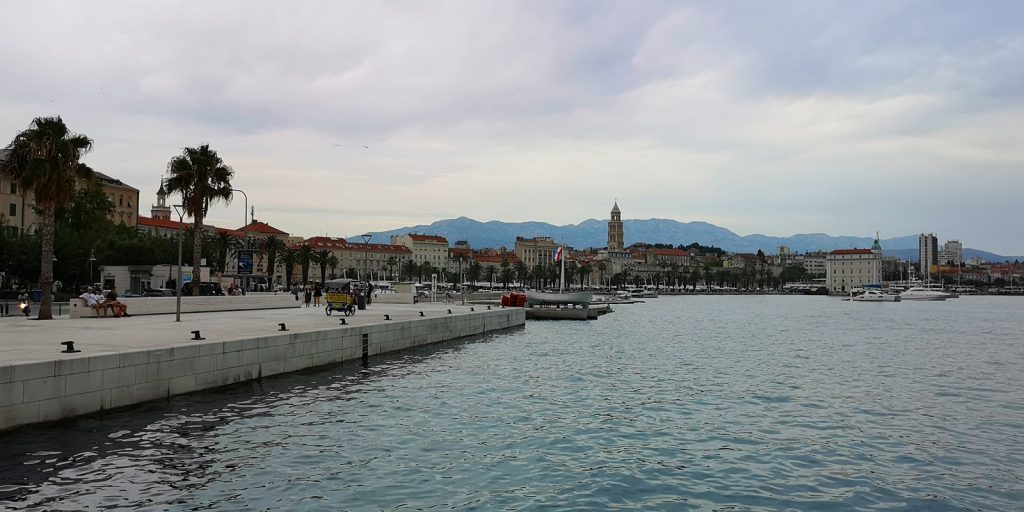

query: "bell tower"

left=151, top=179, right=171, bottom=220
left=607, top=201, right=624, bottom=251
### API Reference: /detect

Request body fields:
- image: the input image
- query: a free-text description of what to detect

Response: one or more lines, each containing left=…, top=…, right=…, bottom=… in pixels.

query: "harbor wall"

left=0, top=308, right=524, bottom=431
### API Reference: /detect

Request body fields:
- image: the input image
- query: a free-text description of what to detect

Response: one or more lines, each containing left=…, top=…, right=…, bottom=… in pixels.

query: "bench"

left=70, top=294, right=301, bottom=318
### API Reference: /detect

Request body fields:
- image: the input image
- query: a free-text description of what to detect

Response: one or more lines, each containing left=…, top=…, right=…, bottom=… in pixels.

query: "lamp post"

left=173, top=204, right=185, bottom=322
left=231, top=188, right=248, bottom=295
left=88, top=249, right=96, bottom=287
left=361, top=234, right=372, bottom=283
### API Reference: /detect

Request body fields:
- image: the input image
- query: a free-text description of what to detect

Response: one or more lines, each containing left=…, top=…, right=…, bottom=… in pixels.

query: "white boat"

left=628, top=287, right=659, bottom=298
left=526, top=291, right=593, bottom=306
left=851, top=289, right=901, bottom=302
left=900, top=286, right=951, bottom=301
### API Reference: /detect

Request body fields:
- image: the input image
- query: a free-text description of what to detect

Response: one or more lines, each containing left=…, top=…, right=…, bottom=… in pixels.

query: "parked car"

left=181, top=282, right=226, bottom=296
left=142, top=288, right=176, bottom=297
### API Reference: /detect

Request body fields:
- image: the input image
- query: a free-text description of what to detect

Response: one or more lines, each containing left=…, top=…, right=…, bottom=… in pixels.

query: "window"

left=9, top=183, right=16, bottom=194
left=8, top=203, right=15, bottom=217
left=119, top=195, right=124, bottom=207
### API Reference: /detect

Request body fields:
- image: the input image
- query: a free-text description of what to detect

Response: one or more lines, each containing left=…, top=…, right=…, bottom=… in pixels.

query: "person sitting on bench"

left=105, top=286, right=131, bottom=317
left=79, top=287, right=106, bottom=317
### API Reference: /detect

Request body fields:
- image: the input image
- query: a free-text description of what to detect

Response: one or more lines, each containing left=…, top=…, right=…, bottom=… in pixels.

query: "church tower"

left=151, top=180, right=171, bottom=220
left=608, top=201, right=624, bottom=251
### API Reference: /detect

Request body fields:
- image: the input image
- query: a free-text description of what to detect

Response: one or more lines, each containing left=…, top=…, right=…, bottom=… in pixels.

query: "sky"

left=2, top=1, right=1023, bottom=253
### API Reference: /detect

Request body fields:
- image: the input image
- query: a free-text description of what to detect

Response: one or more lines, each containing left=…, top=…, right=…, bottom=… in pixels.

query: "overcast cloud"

left=3, top=1, right=1023, bottom=253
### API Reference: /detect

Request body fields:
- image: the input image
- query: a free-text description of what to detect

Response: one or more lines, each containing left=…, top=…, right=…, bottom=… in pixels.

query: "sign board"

left=237, top=250, right=254, bottom=275
left=182, top=273, right=193, bottom=284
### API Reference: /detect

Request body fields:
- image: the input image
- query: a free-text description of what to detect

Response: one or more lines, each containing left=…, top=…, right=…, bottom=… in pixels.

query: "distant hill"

left=351, top=217, right=1022, bottom=263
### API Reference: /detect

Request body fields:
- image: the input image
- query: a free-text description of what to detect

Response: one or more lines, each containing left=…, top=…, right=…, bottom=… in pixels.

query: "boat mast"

left=559, top=245, right=565, bottom=293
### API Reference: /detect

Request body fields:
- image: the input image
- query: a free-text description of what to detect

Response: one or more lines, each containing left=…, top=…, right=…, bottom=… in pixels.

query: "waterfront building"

left=826, top=248, right=882, bottom=294
left=644, top=248, right=692, bottom=268
left=801, top=252, right=827, bottom=277
left=97, top=264, right=212, bottom=295
left=95, top=171, right=140, bottom=227
left=1, top=149, right=139, bottom=233
left=514, top=236, right=560, bottom=269
left=391, top=234, right=450, bottom=268
left=938, top=240, right=963, bottom=266
left=302, top=236, right=411, bottom=282
left=919, top=233, right=939, bottom=279
left=472, top=251, right=522, bottom=286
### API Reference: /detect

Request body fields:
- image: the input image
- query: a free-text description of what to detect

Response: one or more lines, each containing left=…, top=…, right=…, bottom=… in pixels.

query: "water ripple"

left=2, top=296, right=1024, bottom=510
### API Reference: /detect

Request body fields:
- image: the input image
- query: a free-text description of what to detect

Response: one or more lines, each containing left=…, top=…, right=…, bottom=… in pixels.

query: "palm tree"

left=213, top=231, right=240, bottom=275
left=314, top=248, right=331, bottom=284
left=2, top=117, right=94, bottom=320
left=466, top=261, right=482, bottom=287
left=326, top=254, right=339, bottom=279
left=261, top=235, right=287, bottom=286
left=514, top=261, right=529, bottom=288
left=452, top=252, right=469, bottom=284
left=386, top=256, right=397, bottom=281
left=281, top=247, right=298, bottom=288
left=165, top=144, right=233, bottom=295
left=420, top=261, right=433, bottom=284
left=297, top=243, right=313, bottom=284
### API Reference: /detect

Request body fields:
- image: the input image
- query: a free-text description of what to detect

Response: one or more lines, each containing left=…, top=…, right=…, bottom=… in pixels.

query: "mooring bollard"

left=419, top=311, right=424, bottom=317
left=384, top=314, right=391, bottom=321
left=278, top=323, right=288, bottom=331
left=470, top=307, right=475, bottom=312
left=191, top=330, right=205, bottom=340
left=60, top=341, right=81, bottom=353
left=339, top=318, right=347, bottom=325
left=447, top=309, right=452, bottom=314
left=487, top=305, right=491, bottom=310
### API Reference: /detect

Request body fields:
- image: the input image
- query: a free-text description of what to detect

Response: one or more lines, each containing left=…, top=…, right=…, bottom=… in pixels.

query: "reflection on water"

left=2, top=296, right=1023, bottom=511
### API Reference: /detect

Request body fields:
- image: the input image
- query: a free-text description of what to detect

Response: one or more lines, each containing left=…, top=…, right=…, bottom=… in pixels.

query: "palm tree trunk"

left=192, top=213, right=203, bottom=296
left=37, top=204, right=57, bottom=320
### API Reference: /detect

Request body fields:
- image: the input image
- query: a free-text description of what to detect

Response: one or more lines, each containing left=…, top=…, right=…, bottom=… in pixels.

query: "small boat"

left=628, top=287, right=659, bottom=298
left=900, top=286, right=950, bottom=301
left=851, top=289, right=901, bottom=302
left=526, top=291, right=594, bottom=306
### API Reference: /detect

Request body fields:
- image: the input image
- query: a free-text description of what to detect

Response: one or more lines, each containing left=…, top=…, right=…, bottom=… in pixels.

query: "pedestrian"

left=313, top=283, right=322, bottom=307
left=304, top=285, right=312, bottom=307
left=366, top=282, right=374, bottom=305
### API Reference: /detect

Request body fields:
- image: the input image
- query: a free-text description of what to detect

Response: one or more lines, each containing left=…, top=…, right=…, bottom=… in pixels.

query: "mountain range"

left=352, top=217, right=1022, bottom=263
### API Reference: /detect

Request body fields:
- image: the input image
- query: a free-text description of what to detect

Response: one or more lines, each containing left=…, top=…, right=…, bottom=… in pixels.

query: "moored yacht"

left=851, top=289, right=901, bottom=302
left=900, top=286, right=951, bottom=301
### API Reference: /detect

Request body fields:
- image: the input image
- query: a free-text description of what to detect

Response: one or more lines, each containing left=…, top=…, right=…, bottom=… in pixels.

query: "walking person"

left=313, top=283, right=322, bottom=307
left=303, top=285, right=312, bottom=307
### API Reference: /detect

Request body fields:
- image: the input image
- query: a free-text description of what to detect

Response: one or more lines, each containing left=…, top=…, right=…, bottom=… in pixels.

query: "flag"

left=552, top=246, right=563, bottom=263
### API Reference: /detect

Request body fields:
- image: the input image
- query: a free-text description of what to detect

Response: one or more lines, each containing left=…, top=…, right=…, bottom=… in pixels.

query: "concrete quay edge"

left=0, top=303, right=525, bottom=431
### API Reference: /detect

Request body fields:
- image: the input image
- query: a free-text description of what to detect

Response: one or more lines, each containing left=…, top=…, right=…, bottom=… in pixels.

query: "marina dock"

left=0, top=303, right=524, bottom=431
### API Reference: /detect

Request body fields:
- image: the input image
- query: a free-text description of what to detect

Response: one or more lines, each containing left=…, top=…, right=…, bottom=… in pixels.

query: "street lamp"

left=361, top=234, right=372, bottom=283
left=88, top=249, right=96, bottom=287
left=231, top=188, right=248, bottom=295
left=173, top=204, right=185, bottom=322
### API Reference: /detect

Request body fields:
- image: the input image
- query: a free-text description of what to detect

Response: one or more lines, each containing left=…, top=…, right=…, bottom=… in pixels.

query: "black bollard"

left=191, top=330, right=205, bottom=340
left=487, top=305, right=491, bottom=310
left=339, top=318, right=347, bottom=325
left=447, top=309, right=452, bottom=314
left=384, top=314, right=391, bottom=321
left=470, top=307, right=475, bottom=312
left=278, top=323, right=288, bottom=331
left=60, top=341, right=81, bottom=353
left=419, top=311, right=424, bottom=317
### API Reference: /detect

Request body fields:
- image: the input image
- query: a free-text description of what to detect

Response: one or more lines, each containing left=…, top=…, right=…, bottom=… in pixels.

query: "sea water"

left=1, top=295, right=1022, bottom=510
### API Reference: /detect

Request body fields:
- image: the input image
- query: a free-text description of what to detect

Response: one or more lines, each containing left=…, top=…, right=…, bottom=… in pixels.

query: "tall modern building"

left=919, top=233, right=938, bottom=279
left=607, top=201, right=624, bottom=251
left=939, top=240, right=963, bottom=266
